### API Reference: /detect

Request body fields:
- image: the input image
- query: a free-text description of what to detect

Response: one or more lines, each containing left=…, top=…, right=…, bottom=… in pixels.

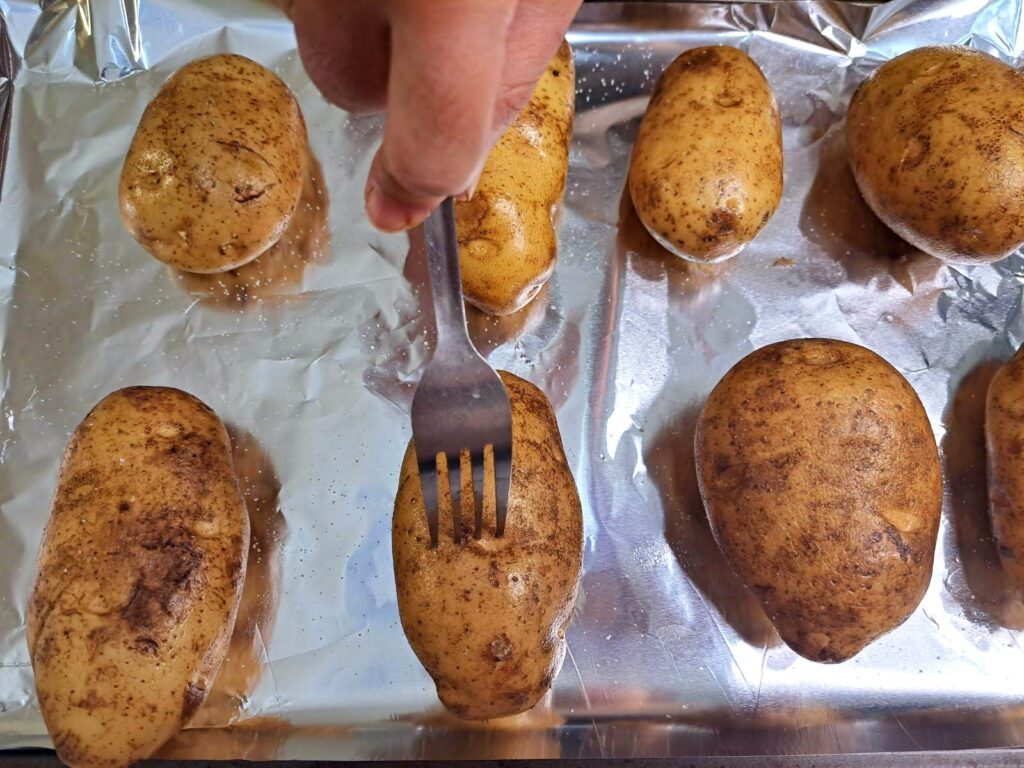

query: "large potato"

left=695, top=339, right=942, bottom=662
left=28, top=387, right=249, bottom=767
left=628, top=46, right=783, bottom=263
left=847, top=46, right=1024, bottom=264
left=457, top=42, right=574, bottom=316
left=120, top=54, right=308, bottom=273
left=393, top=372, right=583, bottom=719
left=986, top=345, right=1024, bottom=597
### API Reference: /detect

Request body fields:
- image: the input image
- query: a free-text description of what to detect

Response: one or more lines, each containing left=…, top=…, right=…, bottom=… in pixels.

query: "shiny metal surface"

left=2, top=0, right=1024, bottom=761
left=412, top=199, right=513, bottom=546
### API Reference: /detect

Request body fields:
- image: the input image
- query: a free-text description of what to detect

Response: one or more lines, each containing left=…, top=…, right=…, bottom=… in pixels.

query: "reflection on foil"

left=467, top=282, right=552, bottom=359
left=24, top=0, right=144, bottom=82
left=0, top=15, right=15, bottom=202
left=175, top=153, right=330, bottom=308
left=7, top=0, right=1024, bottom=762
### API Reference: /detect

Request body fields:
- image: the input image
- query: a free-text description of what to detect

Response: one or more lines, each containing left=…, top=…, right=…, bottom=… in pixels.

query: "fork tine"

left=419, top=458, right=440, bottom=547
left=448, top=451, right=462, bottom=543
left=471, top=450, right=484, bottom=538
left=437, top=452, right=457, bottom=545
left=493, top=444, right=512, bottom=538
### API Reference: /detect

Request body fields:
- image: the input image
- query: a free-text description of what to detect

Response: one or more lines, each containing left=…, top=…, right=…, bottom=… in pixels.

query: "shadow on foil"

left=619, top=190, right=777, bottom=650
left=160, top=425, right=287, bottom=757
left=800, top=126, right=925, bottom=287
left=941, top=352, right=1024, bottom=630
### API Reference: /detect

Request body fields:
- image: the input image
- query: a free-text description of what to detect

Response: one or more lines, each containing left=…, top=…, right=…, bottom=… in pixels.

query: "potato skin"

left=695, top=339, right=942, bottom=662
left=628, top=46, right=783, bottom=263
left=986, top=345, right=1024, bottom=597
left=456, top=42, right=574, bottom=316
left=393, top=372, right=583, bottom=719
left=28, top=387, right=249, bottom=767
left=847, top=46, right=1024, bottom=265
left=119, top=54, right=308, bottom=273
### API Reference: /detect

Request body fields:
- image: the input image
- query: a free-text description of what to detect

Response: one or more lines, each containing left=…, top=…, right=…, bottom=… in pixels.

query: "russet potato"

left=628, top=46, right=783, bottom=263
left=695, top=339, right=942, bottom=662
left=848, top=46, right=1024, bottom=264
left=120, top=54, right=308, bottom=273
left=393, top=372, right=583, bottom=719
left=456, top=42, right=574, bottom=316
left=986, top=345, right=1024, bottom=597
left=28, top=387, right=249, bottom=767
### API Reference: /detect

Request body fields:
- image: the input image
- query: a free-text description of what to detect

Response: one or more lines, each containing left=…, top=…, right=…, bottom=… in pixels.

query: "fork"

left=410, top=198, right=514, bottom=547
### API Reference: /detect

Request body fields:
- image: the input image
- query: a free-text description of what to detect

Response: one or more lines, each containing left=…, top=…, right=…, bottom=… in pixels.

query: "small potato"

left=120, top=54, right=308, bottom=273
left=986, top=345, right=1024, bottom=597
left=393, top=372, right=583, bottom=719
left=457, top=42, right=574, bottom=316
left=695, top=339, right=942, bottom=662
left=28, top=387, right=249, bottom=767
left=628, top=46, right=783, bottom=263
left=848, top=46, right=1024, bottom=264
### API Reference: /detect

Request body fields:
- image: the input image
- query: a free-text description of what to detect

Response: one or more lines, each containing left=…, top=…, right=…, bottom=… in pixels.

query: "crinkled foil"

left=2, top=0, right=1024, bottom=760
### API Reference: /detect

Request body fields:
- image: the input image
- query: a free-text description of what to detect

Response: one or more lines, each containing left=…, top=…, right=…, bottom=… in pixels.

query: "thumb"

left=364, top=0, right=516, bottom=232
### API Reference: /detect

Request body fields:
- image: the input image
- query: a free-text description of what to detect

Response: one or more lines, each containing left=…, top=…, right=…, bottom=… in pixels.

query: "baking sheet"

left=3, top=0, right=1024, bottom=760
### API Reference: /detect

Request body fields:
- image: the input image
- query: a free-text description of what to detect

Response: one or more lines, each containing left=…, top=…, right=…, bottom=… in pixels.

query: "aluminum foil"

left=3, top=0, right=1024, bottom=760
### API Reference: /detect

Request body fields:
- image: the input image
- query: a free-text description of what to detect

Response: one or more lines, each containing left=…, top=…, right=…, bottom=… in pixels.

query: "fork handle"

left=422, top=198, right=474, bottom=356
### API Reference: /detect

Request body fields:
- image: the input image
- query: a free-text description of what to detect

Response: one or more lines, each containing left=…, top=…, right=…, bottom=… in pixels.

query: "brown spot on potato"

left=488, top=633, right=514, bottom=662
left=181, top=682, right=206, bottom=722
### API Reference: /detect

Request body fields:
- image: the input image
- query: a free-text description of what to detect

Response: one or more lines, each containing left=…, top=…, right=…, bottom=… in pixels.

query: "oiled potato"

left=848, top=46, right=1024, bottom=264
left=393, top=372, right=583, bottom=719
left=628, top=46, right=783, bottom=263
left=120, top=54, right=308, bottom=273
left=986, top=345, right=1024, bottom=597
left=28, top=387, right=249, bottom=767
left=457, top=42, right=574, bottom=316
left=695, top=339, right=942, bottom=662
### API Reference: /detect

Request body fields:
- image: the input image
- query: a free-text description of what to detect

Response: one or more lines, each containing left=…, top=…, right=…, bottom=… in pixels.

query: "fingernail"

left=366, top=185, right=422, bottom=233
left=456, top=176, right=481, bottom=203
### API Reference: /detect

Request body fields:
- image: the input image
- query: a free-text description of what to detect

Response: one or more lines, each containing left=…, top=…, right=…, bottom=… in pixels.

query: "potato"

left=393, top=372, right=583, bottom=719
left=456, top=41, right=574, bottom=316
left=628, top=46, right=783, bottom=263
left=28, top=387, right=249, bottom=767
left=986, top=345, right=1024, bottom=597
left=120, top=54, right=308, bottom=273
left=694, top=339, right=942, bottom=662
left=847, top=46, right=1024, bottom=264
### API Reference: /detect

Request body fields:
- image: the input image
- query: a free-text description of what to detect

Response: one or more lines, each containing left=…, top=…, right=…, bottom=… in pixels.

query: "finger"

left=291, top=0, right=390, bottom=114
left=365, top=0, right=518, bottom=232
left=492, top=0, right=580, bottom=132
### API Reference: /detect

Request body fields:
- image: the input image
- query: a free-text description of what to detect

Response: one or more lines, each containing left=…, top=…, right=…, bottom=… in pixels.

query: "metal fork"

left=410, top=198, right=513, bottom=547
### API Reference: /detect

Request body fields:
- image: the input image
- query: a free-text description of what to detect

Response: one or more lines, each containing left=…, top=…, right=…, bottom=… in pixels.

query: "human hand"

left=287, top=0, right=581, bottom=232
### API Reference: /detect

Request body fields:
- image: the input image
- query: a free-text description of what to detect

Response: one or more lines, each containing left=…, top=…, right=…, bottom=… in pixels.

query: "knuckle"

left=495, top=81, right=537, bottom=126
